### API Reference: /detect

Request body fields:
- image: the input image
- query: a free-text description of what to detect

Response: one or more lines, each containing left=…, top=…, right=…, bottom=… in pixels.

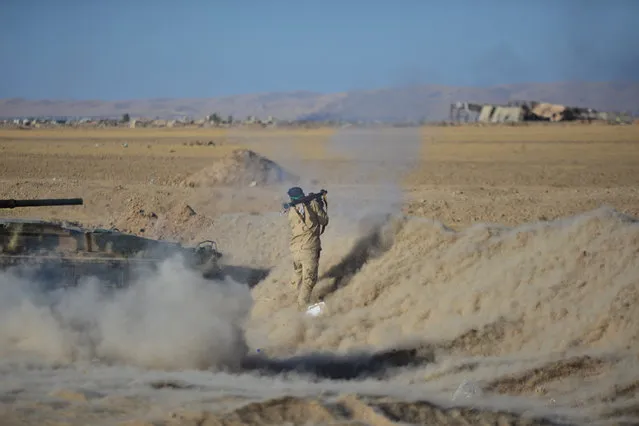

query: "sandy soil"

left=1, top=124, right=639, bottom=425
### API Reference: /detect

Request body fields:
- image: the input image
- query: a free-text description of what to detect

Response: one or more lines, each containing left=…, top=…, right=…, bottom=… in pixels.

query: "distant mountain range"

left=1, top=81, right=638, bottom=122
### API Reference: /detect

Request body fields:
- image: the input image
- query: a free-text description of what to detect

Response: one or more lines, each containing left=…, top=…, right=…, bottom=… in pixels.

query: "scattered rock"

left=183, top=140, right=218, bottom=147
left=183, top=204, right=196, bottom=216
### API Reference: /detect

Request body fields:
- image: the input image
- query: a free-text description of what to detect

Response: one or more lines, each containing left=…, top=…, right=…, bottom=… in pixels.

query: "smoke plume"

left=0, top=255, right=253, bottom=371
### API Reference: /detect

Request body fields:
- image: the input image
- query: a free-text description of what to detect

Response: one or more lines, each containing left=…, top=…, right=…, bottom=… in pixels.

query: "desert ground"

left=1, top=123, right=639, bottom=425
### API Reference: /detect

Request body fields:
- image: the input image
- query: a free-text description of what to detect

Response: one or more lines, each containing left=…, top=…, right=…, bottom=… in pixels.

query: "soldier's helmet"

left=287, top=187, right=305, bottom=201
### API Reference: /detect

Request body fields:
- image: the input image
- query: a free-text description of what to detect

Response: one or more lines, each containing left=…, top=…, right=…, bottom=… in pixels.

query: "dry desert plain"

left=1, top=124, right=639, bottom=425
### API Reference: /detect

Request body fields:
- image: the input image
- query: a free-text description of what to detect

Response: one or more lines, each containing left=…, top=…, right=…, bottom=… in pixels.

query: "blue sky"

left=1, top=0, right=638, bottom=100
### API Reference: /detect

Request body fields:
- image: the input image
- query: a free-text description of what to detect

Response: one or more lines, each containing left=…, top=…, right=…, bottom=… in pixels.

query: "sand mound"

left=485, top=355, right=609, bottom=396
left=166, top=394, right=563, bottom=426
left=111, top=199, right=214, bottom=244
left=182, top=149, right=299, bottom=188
left=249, top=206, right=639, bottom=357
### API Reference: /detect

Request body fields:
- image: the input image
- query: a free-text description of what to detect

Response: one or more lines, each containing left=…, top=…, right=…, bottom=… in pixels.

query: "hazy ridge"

left=2, top=81, right=638, bottom=121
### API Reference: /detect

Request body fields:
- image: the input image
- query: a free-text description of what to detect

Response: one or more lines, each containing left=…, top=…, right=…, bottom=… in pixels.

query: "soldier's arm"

left=310, top=199, right=328, bottom=226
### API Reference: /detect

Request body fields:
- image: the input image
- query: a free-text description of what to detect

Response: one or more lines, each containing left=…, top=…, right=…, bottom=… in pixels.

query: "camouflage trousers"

left=290, top=248, right=320, bottom=310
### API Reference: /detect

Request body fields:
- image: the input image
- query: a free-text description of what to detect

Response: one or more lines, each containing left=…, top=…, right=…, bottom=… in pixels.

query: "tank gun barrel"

left=0, top=198, right=84, bottom=209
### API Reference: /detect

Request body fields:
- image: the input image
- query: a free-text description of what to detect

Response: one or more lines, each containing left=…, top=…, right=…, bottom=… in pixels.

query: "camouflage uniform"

left=286, top=188, right=329, bottom=310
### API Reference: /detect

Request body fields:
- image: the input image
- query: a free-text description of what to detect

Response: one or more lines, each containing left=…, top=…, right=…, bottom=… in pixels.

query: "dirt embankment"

left=182, top=148, right=299, bottom=188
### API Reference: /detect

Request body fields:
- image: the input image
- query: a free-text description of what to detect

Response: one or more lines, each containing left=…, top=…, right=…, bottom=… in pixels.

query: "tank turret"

left=0, top=196, right=226, bottom=289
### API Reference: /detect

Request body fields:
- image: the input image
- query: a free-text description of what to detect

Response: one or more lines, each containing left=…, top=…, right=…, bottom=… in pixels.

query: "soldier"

left=285, top=186, right=329, bottom=310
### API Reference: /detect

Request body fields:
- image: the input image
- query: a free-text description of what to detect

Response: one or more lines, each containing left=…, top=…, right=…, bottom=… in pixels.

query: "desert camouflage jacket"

left=287, top=198, right=329, bottom=251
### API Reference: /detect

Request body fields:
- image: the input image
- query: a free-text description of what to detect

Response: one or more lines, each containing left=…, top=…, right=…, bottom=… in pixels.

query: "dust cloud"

left=304, top=126, right=422, bottom=238
left=0, top=255, right=252, bottom=371
left=221, top=126, right=639, bottom=424
left=250, top=206, right=639, bottom=353
left=240, top=204, right=639, bottom=424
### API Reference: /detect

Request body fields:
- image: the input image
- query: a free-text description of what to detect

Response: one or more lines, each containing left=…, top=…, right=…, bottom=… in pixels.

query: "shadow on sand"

left=240, top=345, right=435, bottom=380
left=315, top=215, right=398, bottom=301
left=222, top=264, right=272, bottom=288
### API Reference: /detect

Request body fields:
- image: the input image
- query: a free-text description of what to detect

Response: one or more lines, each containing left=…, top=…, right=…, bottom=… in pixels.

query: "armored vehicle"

left=0, top=198, right=224, bottom=289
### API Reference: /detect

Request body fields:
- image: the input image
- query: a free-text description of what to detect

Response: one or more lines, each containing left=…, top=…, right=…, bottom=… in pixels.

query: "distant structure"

left=0, top=113, right=282, bottom=129
left=449, top=102, right=484, bottom=122
left=449, top=100, right=631, bottom=124
left=1, top=101, right=634, bottom=129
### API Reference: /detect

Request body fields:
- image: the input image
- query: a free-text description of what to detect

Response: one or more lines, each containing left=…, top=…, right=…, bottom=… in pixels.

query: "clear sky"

left=1, top=0, right=638, bottom=100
